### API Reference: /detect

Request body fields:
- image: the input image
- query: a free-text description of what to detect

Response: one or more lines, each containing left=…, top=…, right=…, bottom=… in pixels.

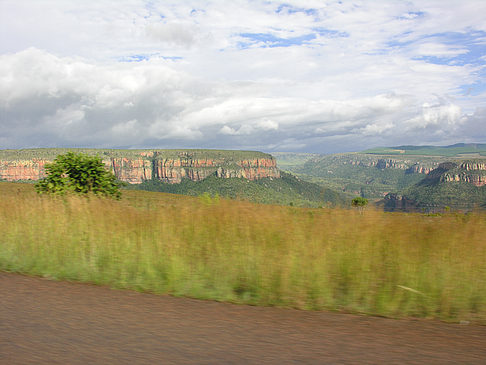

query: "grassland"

left=1, top=182, right=486, bottom=323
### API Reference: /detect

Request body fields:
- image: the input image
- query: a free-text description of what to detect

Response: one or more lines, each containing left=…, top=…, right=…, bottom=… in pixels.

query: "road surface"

left=1, top=272, right=485, bottom=364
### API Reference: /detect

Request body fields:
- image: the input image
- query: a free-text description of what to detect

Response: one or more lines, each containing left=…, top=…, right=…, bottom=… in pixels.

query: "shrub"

left=35, top=152, right=121, bottom=198
left=351, top=196, right=368, bottom=208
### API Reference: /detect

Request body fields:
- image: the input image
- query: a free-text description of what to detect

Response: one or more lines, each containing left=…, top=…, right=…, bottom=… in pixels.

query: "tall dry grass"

left=1, top=182, right=485, bottom=322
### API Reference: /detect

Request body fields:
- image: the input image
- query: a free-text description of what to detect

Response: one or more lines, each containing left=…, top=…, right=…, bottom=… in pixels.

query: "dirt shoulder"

left=1, top=272, right=485, bottom=364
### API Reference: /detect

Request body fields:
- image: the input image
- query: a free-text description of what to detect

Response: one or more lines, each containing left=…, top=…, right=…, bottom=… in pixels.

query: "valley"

left=273, top=143, right=486, bottom=211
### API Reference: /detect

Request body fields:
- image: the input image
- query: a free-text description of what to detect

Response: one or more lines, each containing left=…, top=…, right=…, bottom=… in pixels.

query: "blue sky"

left=0, top=0, right=485, bottom=153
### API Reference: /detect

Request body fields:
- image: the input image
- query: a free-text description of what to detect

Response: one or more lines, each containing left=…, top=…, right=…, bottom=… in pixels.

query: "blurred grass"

left=1, top=182, right=485, bottom=322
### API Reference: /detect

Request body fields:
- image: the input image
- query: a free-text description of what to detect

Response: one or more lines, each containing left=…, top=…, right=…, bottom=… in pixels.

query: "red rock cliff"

left=0, top=150, right=280, bottom=184
left=108, top=158, right=152, bottom=184
left=0, top=159, right=49, bottom=181
left=153, top=157, right=280, bottom=183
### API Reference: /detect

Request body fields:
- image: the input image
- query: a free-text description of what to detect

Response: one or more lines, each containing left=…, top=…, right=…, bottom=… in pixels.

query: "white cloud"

left=0, top=1, right=485, bottom=152
left=413, top=42, right=469, bottom=58
left=219, top=125, right=238, bottom=135
left=146, top=22, right=198, bottom=47
left=257, top=118, right=279, bottom=131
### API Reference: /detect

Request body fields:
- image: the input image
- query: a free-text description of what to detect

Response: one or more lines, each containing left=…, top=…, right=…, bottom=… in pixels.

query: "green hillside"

left=273, top=153, right=439, bottom=200
left=401, top=161, right=486, bottom=210
left=272, top=152, right=319, bottom=170
left=403, top=182, right=486, bottom=210
left=131, top=171, right=346, bottom=208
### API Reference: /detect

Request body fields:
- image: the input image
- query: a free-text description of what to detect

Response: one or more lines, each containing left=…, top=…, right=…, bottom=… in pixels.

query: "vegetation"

left=0, top=148, right=271, bottom=161
left=274, top=152, right=433, bottom=200
left=399, top=161, right=486, bottom=210
left=271, top=152, right=320, bottom=170
left=1, top=182, right=486, bottom=323
left=351, top=196, right=368, bottom=207
left=273, top=148, right=486, bottom=204
left=35, top=152, right=121, bottom=198
left=132, top=171, right=346, bottom=207
left=404, top=182, right=486, bottom=210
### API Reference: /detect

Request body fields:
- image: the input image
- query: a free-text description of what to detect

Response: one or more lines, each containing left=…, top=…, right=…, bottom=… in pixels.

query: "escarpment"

left=0, top=159, right=50, bottom=181
left=0, top=149, right=280, bottom=184
left=440, top=161, right=486, bottom=187
left=326, top=154, right=440, bottom=173
left=110, top=158, right=152, bottom=184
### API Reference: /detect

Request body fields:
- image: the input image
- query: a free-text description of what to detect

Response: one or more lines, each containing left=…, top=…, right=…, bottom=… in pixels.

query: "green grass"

left=1, top=182, right=486, bottom=322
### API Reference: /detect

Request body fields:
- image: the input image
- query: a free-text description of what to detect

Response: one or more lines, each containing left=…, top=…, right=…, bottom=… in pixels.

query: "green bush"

left=35, top=152, right=120, bottom=198
left=351, top=196, right=368, bottom=207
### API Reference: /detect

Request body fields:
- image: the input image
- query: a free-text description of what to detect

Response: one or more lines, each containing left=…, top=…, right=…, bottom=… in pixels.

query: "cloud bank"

left=1, top=1, right=485, bottom=153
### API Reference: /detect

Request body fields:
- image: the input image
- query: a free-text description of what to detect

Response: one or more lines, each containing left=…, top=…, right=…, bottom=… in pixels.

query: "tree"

left=35, top=152, right=121, bottom=199
left=351, top=196, right=368, bottom=212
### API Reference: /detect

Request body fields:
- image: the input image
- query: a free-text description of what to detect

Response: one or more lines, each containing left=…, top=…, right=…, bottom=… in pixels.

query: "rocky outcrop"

left=442, top=174, right=486, bottom=186
left=405, top=164, right=434, bottom=174
left=442, top=171, right=486, bottom=187
left=329, top=154, right=439, bottom=174
left=0, top=159, right=49, bottom=181
left=410, top=161, right=486, bottom=187
left=109, top=158, right=152, bottom=184
left=459, top=161, right=486, bottom=171
left=375, top=158, right=408, bottom=170
left=383, top=193, right=419, bottom=212
left=0, top=149, right=280, bottom=184
left=153, top=156, right=280, bottom=184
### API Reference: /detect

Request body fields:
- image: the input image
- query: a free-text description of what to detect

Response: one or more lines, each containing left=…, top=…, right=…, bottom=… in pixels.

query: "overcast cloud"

left=1, top=0, right=485, bottom=153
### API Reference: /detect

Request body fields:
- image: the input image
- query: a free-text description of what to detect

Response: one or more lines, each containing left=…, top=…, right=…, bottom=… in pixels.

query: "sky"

left=1, top=0, right=485, bottom=153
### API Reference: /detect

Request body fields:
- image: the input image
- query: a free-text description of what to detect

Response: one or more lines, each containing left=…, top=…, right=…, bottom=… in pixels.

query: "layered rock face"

left=418, top=161, right=486, bottom=187
left=343, top=155, right=439, bottom=173
left=383, top=193, right=420, bottom=212
left=109, top=158, right=152, bottom=184
left=153, top=157, right=280, bottom=183
left=442, top=161, right=486, bottom=187
left=460, top=161, right=486, bottom=171
left=0, top=159, right=49, bottom=181
left=443, top=174, right=486, bottom=186
left=0, top=149, right=280, bottom=184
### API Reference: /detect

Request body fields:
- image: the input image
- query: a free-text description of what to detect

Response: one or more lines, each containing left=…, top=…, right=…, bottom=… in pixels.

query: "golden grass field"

left=1, top=182, right=485, bottom=322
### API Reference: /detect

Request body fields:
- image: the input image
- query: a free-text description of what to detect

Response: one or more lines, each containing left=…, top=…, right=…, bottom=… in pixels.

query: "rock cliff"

left=0, top=159, right=50, bottom=181
left=383, top=160, right=486, bottom=212
left=441, top=161, right=486, bottom=187
left=339, top=155, right=439, bottom=172
left=0, top=149, right=280, bottom=184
